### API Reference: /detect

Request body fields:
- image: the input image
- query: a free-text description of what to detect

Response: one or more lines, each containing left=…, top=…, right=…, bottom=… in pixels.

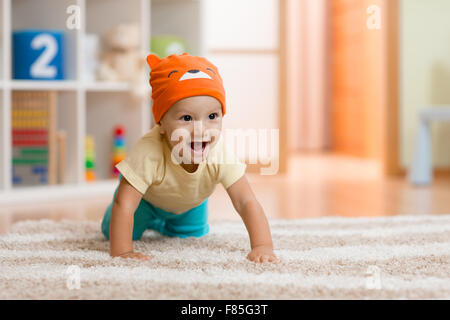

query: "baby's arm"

left=109, top=177, right=150, bottom=261
left=226, top=174, right=279, bottom=264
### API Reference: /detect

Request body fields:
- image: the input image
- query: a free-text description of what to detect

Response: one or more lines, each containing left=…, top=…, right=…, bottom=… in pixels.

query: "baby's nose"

left=188, top=69, right=200, bottom=73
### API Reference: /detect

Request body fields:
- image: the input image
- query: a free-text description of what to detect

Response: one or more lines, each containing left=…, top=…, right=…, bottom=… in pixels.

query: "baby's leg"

left=101, top=199, right=155, bottom=241
left=162, top=198, right=210, bottom=238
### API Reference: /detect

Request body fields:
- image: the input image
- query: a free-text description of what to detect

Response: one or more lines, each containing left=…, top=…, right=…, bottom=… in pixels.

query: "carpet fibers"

left=1, top=215, right=450, bottom=299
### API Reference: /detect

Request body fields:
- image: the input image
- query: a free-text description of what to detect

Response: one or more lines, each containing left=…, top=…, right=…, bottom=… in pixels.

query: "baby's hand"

left=247, top=245, right=279, bottom=264
left=116, top=251, right=151, bottom=261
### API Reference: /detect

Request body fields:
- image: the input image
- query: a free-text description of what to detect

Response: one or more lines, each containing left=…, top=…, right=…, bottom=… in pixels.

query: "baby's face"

left=159, top=95, right=223, bottom=164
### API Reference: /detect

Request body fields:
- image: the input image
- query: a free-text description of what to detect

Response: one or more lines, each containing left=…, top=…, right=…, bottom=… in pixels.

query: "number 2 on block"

left=30, top=34, right=58, bottom=78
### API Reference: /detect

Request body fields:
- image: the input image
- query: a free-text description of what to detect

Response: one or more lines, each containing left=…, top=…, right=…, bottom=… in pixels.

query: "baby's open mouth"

left=190, top=141, right=208, bottom=152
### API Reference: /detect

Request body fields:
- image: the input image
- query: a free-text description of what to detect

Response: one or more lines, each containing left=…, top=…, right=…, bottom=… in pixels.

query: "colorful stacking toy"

left=112, top=125, right=126, bottom=178
left=85, top=135, right=97, bottom=182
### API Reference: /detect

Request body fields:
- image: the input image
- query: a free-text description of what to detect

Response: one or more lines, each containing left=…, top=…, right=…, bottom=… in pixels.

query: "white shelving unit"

left=0, top=0, right=206, bottom=205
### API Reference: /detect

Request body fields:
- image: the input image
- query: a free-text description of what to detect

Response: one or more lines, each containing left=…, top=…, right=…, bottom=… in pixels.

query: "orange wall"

left=330, top=0, right=384, bottom=159
left=286, top=0, right=330, bottom=152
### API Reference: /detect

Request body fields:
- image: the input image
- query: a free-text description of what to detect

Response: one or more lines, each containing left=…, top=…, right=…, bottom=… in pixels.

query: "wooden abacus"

left=11, top=91, right=57, bottom=186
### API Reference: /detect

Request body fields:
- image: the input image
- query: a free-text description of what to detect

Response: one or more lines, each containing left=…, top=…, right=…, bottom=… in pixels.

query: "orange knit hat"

left=146, top=52, right=226, bottom=124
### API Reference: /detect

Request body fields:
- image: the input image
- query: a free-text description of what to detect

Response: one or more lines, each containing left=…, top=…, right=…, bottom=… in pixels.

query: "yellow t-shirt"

left=115, top=124, right=247, bottom=214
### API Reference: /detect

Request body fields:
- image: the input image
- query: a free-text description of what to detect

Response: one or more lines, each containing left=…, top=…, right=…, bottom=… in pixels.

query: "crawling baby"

left=101, top=53, right=278, bottom=264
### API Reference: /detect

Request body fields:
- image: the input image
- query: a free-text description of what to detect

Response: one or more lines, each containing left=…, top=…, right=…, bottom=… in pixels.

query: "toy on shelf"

left=85, top=135, right=97, bottom=182
left=13, top=29, right=65, bottom=80
left=150, top=35, right=188, bottom=58
left=111, top=125, right=127, bottom=178
left=11, top=91, right=58, bottom=186
left=97, top=23, right=147, bottom=101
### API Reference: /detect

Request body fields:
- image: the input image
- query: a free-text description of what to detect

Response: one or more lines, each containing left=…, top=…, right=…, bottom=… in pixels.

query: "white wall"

left=401, top=0, right=450, bottom=168
left=204, top=0, right=278, bottom=50
left=203, top=0, right=279, bottom=163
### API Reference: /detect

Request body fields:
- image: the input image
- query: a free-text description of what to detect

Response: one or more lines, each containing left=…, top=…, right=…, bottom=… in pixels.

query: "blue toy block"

left=114, top=137, right=125, bottom=147
left=13, top=29, right=65, bottom=80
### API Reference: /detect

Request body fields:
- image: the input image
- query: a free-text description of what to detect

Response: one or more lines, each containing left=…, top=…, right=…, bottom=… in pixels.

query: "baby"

left=101, top=52, right=278, bottom=264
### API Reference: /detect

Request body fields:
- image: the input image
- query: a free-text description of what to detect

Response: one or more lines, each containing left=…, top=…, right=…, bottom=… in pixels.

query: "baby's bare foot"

left=247, top=246, right=279, bottom=264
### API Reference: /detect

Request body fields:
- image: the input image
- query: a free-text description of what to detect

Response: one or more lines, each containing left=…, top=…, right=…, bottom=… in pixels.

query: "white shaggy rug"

left=1, top=215, right=450, bottom=299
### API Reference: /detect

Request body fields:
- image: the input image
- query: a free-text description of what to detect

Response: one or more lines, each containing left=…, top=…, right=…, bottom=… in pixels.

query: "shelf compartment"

left=86, top=91, right=146, bottom=180
left=10, top=89, right=79, bottom=189
left=11, top=0, right=79, bottom=80
left=84, top=0, right=146, bottom=86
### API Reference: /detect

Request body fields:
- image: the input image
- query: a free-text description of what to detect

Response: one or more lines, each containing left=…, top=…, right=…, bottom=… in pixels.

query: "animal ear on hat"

left=146, top=54, right=161, bottom=69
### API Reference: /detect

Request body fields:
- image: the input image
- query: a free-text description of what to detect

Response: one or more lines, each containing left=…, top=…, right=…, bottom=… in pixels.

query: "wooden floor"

left=1, top=152, right=449, bottom=234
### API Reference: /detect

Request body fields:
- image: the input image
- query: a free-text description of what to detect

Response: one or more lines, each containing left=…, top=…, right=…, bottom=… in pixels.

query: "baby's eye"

left=209, top=113, right=218, bottom=120
left=181, top=115, right=192, bottom=121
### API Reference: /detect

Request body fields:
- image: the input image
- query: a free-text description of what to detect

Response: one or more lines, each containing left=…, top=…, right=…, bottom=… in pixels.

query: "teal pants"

left=101, top=175, right=210, bottom=240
